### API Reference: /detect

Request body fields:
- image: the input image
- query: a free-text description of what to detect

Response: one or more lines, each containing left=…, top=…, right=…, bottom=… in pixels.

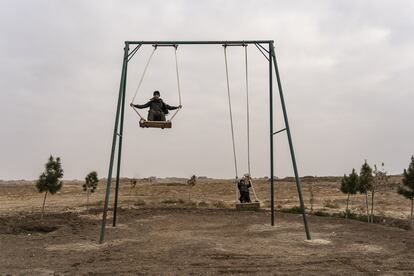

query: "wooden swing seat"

left=139, top=120, right=172, bottom=129
left=236, top=201, right=260, bottom=211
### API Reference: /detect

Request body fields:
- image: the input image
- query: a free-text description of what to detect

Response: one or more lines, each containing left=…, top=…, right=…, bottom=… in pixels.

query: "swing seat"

left=236, top=201, right=260, bottom=211
left=139, top=120, right=172, bottom=129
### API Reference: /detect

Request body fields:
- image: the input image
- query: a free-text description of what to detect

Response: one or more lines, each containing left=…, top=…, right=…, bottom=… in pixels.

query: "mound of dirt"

left=0, top=212, right=97, bottom=235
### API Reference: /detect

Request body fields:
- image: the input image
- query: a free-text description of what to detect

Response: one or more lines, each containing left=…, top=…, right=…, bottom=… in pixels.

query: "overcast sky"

left=0, top=0, right=413, bottom=180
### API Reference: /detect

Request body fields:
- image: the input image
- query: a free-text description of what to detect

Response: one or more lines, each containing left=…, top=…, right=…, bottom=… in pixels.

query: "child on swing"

left=130, top=91, right=181, bottom=121
left=238, top=173, right=252, bottom=203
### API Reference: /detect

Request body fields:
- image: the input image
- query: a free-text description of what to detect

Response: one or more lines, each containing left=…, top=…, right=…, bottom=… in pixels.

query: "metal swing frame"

left=99, top=40, right=311, bottom=243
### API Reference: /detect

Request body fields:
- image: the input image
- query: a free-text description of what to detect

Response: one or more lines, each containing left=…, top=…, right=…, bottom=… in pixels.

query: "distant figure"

left=130, top=90, right=181, bottom=121
left=131, top=179, right=137, bottom=188
left=238, top=173, right=252, bottom=203
left=187, top=175, right=197, bottom=202
left=187, top=175, right=197, bottom=186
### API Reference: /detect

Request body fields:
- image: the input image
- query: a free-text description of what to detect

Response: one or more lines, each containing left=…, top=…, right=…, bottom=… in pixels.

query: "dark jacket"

left=237, top=178, right=251, bottom=193
left=133, top=98, right=178, bottom=114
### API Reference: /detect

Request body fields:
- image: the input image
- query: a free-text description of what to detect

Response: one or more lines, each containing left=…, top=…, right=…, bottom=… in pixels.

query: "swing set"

left=99, top=40, right=311, bottom=244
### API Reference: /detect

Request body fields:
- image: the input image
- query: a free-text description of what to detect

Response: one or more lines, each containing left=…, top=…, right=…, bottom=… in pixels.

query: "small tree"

left=309, top=182, right=315, bottom=213
left=340, top=168, right=359, bottom=218
left=36, top=155, right=64, bottom=219
left=371, top=163, right=387, bottom=222
left=187, top=175, right=197, bottom=202
left=359, top=160, right=374, bottom=222
left=398, top=156, right=414, bottom=230
left=83, top=171, right=99, bottom=213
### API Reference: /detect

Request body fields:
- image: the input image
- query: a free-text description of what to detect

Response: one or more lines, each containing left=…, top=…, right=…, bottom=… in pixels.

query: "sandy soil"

left=1, top=177, right=413, bottom=275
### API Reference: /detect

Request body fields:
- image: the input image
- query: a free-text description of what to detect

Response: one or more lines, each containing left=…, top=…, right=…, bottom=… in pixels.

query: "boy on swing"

left=130, top=91, right=181, bottom=121
left=238, top=173, right=252, bottom=203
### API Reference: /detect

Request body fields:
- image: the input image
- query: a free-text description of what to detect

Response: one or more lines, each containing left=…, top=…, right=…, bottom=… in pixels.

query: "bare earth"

left=1, top=177, right=414, bottom=275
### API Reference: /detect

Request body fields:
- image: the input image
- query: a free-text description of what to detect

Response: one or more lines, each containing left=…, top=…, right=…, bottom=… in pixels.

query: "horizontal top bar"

left=125, top=40, right=274, bottom=45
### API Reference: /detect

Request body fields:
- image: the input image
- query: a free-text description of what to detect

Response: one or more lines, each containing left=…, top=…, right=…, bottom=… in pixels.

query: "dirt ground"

left=1, top=177, right=414, bottom=275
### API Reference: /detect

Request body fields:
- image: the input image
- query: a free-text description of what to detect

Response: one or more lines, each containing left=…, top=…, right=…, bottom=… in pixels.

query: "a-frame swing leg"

left=268, top=44, right=275, bottom=227
left=113, top=46, right=129, bottom=227
left=271, top=42, right=311, bottom=240
left=99, top=43, right=129, bottom=244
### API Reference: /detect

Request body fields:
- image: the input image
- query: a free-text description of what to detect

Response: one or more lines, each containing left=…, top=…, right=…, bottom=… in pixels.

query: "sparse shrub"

left=161, top=199, right=175, bottom=204
left=397, top=156, right=414, bottom=230
left=83, top=171, right=99, bottom=213
left=309, top=183, right=315, bottom=212
left=127, top=178, right=138, bottom=208
left=185, top=201, right=197, bottom=208
left=323, top=200, right=339, bottom=209
left=279, top=206, right=302, bottom=214
left=134, top=200, right=146, bottom=206
left=342, top=211, right=358, bottom=219
left=358, top=160, right=374, bottom=222
left=313, top=210, right=331, bottom=217
left=212, top=201, right=229, bottom=209
left=340, top=168, right=358, bottom=218
left=352, top=214, right=370, bottom=223
left=36, top=155, right=64, bottom=219
left=161, top=199, right=185, bottom=204
left=371, top=163, right=387, bottom=223
left=198, top=201, right=209, bottom=207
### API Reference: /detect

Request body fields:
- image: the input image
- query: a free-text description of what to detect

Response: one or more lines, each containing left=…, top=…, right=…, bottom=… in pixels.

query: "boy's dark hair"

left=153, top=91, right=160, bottom=96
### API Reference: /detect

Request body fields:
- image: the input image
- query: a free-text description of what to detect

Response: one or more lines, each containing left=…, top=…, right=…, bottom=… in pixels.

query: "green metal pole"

left=99, top=44, right=129, bottom=244
left=269, top=43, right=275, bottom=226
left=112, top=43, right=129, bottom=227
left=270, top=43, right=311, bottom=240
